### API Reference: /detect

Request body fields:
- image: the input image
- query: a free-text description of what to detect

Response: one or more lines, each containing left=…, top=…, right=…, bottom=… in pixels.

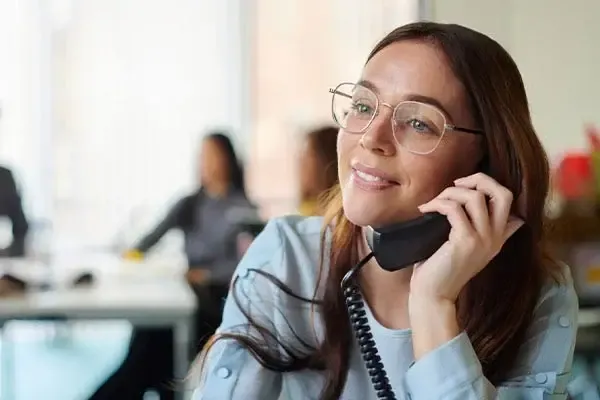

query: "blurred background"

left=0, top=0, right=599, bottom=399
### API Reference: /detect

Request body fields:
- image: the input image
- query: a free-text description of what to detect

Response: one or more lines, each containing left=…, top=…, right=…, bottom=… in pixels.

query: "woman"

left=193, top=23, right=577, bottom=400
left=297, top=125, right=339, bottom=216
left=126, top=132, right=252, bottom=282
left=90, top=132, right=255, bottom=400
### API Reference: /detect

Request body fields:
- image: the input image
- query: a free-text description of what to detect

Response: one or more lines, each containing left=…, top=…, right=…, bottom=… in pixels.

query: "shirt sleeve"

left=404, top=276, right=578, bottom=399
left=209, top=201, right=262, bottom=284
left=192, top=218, right=285, bottom=400
left=132, top=197, right=186, bottom=252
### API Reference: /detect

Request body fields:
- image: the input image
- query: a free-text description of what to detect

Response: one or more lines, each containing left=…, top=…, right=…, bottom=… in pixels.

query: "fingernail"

left=454, top=177, right=464, bottom=183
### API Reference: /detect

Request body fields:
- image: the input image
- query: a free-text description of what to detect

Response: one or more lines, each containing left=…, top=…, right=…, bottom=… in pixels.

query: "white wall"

left=427, top=0, right=600, bottom=160
left=51, top=0, right=246, bottom=248
left=0, top=0, right=52, bottom=221
left=511, top=0, right=600, bottom=160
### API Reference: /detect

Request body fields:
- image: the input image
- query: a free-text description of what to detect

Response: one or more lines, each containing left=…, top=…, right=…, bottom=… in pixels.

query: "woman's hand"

left=186, top=268, right=211, bottom=285
left=122, top=249, right=144, bottom=262
left=409, top=173, right=523, bottom=360
left=411, top=173, right=524, bottom=304
left=236, top=232, right=255, bottom=258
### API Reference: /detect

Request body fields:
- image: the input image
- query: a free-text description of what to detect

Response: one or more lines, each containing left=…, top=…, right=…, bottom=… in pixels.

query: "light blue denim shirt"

left=193, top=215, right=578, bottom=400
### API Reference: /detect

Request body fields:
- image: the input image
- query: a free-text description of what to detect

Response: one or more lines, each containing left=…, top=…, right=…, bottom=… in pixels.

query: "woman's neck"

left=357, top=229, right=412, bottom=330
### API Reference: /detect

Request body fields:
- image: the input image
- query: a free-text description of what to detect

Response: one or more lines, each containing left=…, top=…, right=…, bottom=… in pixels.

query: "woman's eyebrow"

left=403, top=93, right=454, bottom=120
left=356, top=79, right=456, bottom=121
left=356, top=79, right=379, bottom=94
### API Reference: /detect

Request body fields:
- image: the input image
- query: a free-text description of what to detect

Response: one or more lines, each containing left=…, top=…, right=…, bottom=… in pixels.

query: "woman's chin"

left=342, top=198, right=421, bottom=228
left=342, top=203, right=391, bottom=228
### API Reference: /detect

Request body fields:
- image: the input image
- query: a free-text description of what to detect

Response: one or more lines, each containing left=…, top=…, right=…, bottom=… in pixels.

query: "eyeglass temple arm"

left=449, top=125, right=484, bottom=135
left=329, top=88, right=352, bottom=99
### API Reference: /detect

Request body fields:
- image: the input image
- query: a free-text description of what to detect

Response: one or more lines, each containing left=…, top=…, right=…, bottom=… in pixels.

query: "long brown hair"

left=196, top=22, right=561, bottom=399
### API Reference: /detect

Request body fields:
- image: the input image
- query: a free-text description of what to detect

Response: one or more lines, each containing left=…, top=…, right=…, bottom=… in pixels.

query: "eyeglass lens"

left=331, top=83, right=447, bottom=154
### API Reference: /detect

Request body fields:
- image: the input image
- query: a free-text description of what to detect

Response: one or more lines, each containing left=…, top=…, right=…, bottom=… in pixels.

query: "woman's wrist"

left=409, top=294, right=460, bottom=360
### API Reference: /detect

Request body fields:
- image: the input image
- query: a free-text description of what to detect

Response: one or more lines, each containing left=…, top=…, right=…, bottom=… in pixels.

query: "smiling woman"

left=192, top=22, right=576, bottom=400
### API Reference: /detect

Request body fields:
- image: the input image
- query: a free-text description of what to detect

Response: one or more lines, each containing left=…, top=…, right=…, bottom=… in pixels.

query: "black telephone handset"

left=366, top=212, right=451, bottom=271
left=341, top=212, right=451, bottom=400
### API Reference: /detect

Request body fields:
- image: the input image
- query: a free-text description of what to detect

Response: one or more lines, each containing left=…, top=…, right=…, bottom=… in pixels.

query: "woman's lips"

left=351, top=168, right=399, bottom=191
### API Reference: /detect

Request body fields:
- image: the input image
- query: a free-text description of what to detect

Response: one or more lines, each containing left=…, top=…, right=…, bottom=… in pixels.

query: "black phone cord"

left=341, top=252, right=397, bottom=400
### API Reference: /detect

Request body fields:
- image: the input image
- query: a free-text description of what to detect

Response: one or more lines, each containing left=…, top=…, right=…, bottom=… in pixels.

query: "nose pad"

left=360, top=107, right=396, bottom=156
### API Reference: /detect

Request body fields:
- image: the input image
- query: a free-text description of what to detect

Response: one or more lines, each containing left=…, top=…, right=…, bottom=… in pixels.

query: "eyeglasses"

left=329, top=82, right=484, bottom=155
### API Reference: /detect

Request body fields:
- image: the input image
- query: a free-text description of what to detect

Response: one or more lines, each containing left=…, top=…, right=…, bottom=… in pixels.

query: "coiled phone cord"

left=341, top=252, right=397, bottom=400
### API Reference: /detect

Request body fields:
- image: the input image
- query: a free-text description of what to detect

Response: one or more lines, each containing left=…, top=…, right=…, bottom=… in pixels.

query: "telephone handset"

left=366, top=212, right=451, bottom=271
left=341, top=212, right=451, bottom=400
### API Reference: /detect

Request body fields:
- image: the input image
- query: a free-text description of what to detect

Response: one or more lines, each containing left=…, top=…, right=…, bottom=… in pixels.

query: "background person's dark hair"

left=178, top=131, right=247, bottom=230
left=204, top=131, right=246, bottom=195
left=196, top=22, right=561, bottom=400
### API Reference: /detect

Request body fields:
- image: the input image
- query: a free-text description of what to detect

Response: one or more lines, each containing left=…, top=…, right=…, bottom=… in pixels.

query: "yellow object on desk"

left=122, top=249, right=144, bottom=262
left=586, top=265, right=600, bottom=284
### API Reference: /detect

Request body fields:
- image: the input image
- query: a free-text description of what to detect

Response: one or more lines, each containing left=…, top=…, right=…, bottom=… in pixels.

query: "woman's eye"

left=351, top=102, right=373, bottom=114
left=407, top=119, right=431, bottom=133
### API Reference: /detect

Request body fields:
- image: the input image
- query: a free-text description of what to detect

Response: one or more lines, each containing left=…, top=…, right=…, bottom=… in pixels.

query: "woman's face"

left=338, top=41, right=483, bottom=227
left=199, top=138, right=230, bottom=188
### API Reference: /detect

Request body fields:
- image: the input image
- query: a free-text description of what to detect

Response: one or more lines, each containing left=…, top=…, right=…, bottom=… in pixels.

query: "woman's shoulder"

left=242, top=214, right=325, bottom=267
left=531, top=262, right=578, bottom=332
left=270, top=214, right=325, bottom=238
left=537, top=262, right=578, bottom=309
left=234, top=215, right=326, bottom=297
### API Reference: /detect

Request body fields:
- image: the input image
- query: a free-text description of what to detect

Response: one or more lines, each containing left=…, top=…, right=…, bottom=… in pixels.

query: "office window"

left=50, top=0, right=246, bottom=250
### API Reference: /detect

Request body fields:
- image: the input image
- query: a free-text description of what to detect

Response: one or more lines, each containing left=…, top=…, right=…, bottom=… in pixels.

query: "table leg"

left=174, top=318, right=193, bottom=400
left=0, top=323, right=15, bottom=400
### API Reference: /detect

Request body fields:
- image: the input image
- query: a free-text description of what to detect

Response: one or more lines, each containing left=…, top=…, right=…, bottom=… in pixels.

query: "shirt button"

left=216, top=367, right=231, bottom=379
left=535, top=373, right=547, bottom=384
left=558, top=316, right=571, bottom=328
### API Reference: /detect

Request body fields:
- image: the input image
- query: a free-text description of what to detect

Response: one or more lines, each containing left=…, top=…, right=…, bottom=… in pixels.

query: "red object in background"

left=556, top=153, right=592, bottom=199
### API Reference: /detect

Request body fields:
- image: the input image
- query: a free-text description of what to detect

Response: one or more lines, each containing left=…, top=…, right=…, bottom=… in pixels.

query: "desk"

left=0, top=258, right=197, bottom=400
left=579, top=307, right=600, bottom=327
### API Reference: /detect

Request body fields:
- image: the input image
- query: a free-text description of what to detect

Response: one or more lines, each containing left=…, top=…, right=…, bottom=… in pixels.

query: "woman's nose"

left=360, top=108, right=396, bottom=156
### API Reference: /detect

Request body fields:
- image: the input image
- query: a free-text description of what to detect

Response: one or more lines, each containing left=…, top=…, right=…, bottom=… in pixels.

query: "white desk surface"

left=578, top=307, right=600, bottom=328
left=0, top=255, right=197, bottom=400
left=0, top=255, right=196, bottom=321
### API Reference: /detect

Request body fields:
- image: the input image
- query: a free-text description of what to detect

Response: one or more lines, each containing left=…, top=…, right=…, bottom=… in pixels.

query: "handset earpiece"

left=366, top=212, right=451, bottom=271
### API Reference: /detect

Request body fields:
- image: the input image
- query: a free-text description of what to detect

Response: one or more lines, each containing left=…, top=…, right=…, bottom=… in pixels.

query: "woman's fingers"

left=453, top=173, right=514, bottom=234
left=418, top=198, right=474, bottom=239
left=433, top=186, right=490, bottom=237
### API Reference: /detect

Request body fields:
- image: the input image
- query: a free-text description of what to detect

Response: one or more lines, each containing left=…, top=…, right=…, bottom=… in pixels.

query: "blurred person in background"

left=89, top=131, right=256, bottom=400
left=297, top=125, right=339, bottom=216
left=124, top=131, right=253, bottom=282
left=0, top=165, right=29, bottom=257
